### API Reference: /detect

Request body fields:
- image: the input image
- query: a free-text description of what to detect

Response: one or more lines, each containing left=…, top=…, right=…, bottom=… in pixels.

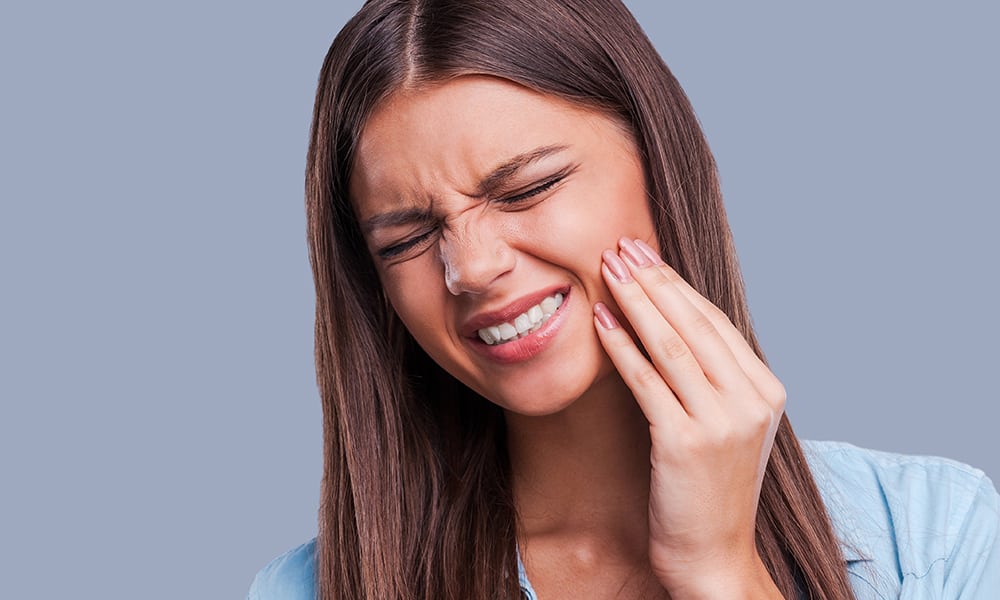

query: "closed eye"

left=374, top=168, right=573, bottom=261
left=496, top=174, right=567, bottom=205
left=376, top=229, right=437, bottom=260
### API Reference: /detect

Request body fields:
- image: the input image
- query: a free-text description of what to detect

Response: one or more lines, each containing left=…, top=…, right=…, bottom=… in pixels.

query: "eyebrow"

left=361, top=144, right=569, bottom=234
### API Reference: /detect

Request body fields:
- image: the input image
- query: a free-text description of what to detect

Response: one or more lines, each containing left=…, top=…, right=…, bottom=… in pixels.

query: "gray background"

left=1, top=1, right=996, bottom=598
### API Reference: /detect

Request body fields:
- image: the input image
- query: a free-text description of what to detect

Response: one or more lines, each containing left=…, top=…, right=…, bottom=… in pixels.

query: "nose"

left=440, top=218, right=516, bottom=296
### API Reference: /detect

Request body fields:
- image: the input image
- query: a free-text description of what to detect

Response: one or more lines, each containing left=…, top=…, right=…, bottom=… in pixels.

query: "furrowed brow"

left=361, top=207, right=434, bottom=234
left=361, top=144, right=569, bottom=234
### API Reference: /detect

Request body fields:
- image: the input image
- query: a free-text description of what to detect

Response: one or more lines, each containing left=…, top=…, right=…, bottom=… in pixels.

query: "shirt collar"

left=804, top=447, right=876, bottom=563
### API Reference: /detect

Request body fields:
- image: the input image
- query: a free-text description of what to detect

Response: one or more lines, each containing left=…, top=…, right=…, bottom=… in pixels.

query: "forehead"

left=349, top=76, right=625, bottom=220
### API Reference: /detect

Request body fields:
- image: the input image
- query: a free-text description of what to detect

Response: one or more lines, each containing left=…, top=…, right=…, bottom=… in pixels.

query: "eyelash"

left=376, top=175, right=567, bottom=260
left=496, top=175, right=565, bottom=204
left=377, top=229, right=436, bottom=260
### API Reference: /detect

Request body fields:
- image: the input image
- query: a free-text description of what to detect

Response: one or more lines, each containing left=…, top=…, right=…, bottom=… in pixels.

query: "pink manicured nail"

left=618, top=237, right=651, bottom=268
left=594, top=302, right=620, bottom=329
left=602, top=249, right=632, bottom=282
left=634, top=239, right=665, bottom=265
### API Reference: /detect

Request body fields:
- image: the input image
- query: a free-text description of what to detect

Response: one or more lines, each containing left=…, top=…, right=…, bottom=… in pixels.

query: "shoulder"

left=247, top=538, right=317, bottom=600
left=801, top=439, right=992, bottom=515
left=800, top=440, right=1000, bottom=598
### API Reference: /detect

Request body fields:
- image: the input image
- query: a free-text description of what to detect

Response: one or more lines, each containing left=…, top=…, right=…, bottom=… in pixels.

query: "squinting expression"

left=350, top=75, right=658, bottom=416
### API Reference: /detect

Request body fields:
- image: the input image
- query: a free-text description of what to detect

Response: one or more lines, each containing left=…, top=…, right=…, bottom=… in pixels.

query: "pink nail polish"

left=594, top=302, right=620, bottom=329
left=619, top=237, right=651, bottom=268
left=634, top=239, right=665, bottom=265
left=618, top=238, right=653, bottom=268
left=602, top=249, right=632, bottom=283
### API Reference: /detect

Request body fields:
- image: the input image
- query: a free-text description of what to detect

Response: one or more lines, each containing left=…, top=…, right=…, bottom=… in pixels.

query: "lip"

left=461, top=284, right=570, bottom=338
left=463, top=286, right=572, bottom=364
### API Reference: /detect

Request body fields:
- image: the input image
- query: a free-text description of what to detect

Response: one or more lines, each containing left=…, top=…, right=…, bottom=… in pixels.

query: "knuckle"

left=675, top=358, right=704, bottom=382
left=765, top=378, right=787, bottom=410
left=617, top=286, right=647, bottom=310
left=704, top=302, right=729, bottom=323
left=646, top=271, right=675, bottom=295
left=747, top=404, right=775, bottom=433
left=673, top=427, right=705, bottom=454
left=690, top=312, right=716, bottom=336
left=708, top=422, right=740, bottom=449
left=608, top=333, right=635, bottom=351
left=631, top=366, right=664, bottom=390
left=656, top=335, right=689, bottom=360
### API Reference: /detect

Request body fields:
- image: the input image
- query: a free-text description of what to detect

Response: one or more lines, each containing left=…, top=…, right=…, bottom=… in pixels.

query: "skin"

left=350, top=75, right=786, bottom=599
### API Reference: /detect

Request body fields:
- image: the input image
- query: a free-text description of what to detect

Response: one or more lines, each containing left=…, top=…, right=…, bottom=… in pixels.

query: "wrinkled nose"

left=440, top=221, right=515, bottom=296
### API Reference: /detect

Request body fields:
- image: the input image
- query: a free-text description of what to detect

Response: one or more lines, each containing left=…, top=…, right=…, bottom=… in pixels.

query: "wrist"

left=658, top=554, right=783, bottom=600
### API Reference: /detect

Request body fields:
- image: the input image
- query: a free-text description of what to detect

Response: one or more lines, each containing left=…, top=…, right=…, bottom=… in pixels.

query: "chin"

left=486, top=357, right=610, bottom=417
left=496, top=391, right=581, bottom=417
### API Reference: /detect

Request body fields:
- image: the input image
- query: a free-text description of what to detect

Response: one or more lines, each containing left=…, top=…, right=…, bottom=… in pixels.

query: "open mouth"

left=476, top=291, right=566, bottom=346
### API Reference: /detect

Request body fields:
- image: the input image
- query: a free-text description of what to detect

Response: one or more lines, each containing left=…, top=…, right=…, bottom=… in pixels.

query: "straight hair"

left=305, top=0, right=857, bottom=597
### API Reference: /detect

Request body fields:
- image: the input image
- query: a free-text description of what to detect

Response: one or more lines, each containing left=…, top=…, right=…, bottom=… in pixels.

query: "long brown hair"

left=306, top=0, right=856, bottom=598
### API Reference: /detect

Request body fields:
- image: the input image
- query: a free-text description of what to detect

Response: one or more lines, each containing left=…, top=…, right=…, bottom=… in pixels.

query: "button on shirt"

left=248, top=440, right=1000, bottom=599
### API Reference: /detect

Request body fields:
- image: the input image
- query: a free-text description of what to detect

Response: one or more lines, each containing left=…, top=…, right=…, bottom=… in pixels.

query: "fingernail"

left=594, top=302, right=620, bottom=329
left=602, top=249, right=632, bottom=283
left=634, top=239, right=665, bottom=266
left=619, top=237, right=651, bottom=268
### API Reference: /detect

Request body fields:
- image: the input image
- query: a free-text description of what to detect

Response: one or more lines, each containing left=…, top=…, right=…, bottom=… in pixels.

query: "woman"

left=249, top=0, right=999, bottom=598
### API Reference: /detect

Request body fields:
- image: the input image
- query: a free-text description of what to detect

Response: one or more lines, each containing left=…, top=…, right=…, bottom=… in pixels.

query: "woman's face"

left=350, top=75, right=657, bottom=415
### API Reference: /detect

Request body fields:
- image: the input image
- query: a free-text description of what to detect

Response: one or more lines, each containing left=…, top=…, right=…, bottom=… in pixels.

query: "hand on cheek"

left=593, top=237, right=786, bottom=599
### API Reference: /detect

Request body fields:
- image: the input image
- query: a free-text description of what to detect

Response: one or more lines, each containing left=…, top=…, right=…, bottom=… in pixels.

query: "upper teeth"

left=477, top=293, right=564, bottom=346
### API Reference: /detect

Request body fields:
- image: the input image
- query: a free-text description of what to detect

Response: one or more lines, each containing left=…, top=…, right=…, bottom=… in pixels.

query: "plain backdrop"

left=1, top=1, right=996, bottom=598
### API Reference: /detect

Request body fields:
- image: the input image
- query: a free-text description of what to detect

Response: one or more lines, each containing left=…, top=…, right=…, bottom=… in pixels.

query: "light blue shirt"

left=248, top=440, right=1000, bottom=599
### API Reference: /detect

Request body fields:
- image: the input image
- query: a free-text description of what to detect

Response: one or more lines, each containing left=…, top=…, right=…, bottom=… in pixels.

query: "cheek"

left=600, top=163, right=655, bottom=234
left=380, top=262, right=452, bottom=349
left=518, top=180, right=652, bottom=258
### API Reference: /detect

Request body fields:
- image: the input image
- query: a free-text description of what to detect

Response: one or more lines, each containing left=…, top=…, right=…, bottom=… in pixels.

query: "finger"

left=620, top=238, right=754, bottom=397
left=634, top=239, right=787, bottom=413
left=593, top=302, right=687, bottom=426
left=601, top=252, right=715, bottom=416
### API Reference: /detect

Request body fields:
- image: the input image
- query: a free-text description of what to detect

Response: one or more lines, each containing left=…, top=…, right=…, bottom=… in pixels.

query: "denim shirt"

left=248, top=440, right=1000, bottom=599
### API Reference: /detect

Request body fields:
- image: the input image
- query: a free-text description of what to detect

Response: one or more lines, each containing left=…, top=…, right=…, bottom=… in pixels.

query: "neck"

left=505, top=372, right=651, bottom=549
